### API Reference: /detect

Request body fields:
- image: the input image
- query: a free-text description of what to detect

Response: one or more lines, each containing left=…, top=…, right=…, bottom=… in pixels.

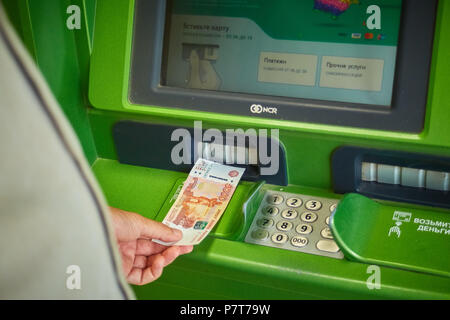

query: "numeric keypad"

left=245, top=190, right=343, bottom=259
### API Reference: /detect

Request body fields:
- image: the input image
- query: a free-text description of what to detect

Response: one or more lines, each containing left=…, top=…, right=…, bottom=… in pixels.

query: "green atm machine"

left=88, top=0, right=450, bottom=299
left=7, top=0, right=450, bottom=299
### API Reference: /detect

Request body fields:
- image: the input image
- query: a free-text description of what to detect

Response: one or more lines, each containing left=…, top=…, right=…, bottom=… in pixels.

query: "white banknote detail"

left=154, top=159, right=245, bottom=246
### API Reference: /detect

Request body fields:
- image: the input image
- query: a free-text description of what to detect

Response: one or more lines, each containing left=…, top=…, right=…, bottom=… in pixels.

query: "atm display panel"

left=129, top=0, right=437, bottom=132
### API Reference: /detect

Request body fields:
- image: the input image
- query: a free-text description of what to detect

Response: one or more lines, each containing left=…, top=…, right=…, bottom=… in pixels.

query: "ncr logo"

left=250, top=104, right=278, bottom=115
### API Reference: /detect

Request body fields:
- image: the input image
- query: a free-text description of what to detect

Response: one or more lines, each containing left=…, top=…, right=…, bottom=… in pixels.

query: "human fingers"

left=135, top=239, right=193, bottom=258
left=129, top=246, right=193, bottom=285
left=136, top=247, right=187, bottom=284
left=145, top=245, right=193, bottom=270
left=126, top=255, right=164, bottom=285
left=133, top=255, right=147, bottom=269
left=161, top=245, right=193, bottom=267
left=136, top=216, right=183, bottom=243
left=135, top=238, right=167, bottom=256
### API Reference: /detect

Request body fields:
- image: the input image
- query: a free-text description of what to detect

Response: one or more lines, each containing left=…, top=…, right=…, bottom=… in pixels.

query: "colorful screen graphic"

left=162, top=0, right=403, bottom=106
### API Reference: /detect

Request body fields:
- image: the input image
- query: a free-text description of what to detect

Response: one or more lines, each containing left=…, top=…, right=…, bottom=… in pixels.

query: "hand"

left=109, top=207, right=193, bottom=285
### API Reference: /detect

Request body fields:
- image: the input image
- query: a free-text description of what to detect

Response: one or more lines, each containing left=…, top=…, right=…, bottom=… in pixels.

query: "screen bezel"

left=129, top=0, right=438, bottom=133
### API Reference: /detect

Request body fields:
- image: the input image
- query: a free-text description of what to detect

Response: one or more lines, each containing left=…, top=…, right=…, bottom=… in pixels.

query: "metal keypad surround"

left=245, top=190, right=344, bottom=259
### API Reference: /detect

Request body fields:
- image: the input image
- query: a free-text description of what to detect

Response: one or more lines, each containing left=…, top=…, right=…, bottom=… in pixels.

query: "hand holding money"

left=154, top=159, right=245, bottom=246
left=110, top=207, right=193, bottom=285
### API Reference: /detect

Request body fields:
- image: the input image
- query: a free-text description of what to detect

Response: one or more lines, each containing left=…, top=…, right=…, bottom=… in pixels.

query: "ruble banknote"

left=154, top=158, right=245, bottom=246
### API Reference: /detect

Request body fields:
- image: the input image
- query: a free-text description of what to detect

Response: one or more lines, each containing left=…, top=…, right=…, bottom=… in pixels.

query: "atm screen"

left=129, top=0, right=436, bottom=132
left=161, top=0, right=402, bottom=107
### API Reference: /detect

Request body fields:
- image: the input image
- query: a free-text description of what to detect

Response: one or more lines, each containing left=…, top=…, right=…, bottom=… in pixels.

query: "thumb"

left=137, top=216, right=183, bottom=242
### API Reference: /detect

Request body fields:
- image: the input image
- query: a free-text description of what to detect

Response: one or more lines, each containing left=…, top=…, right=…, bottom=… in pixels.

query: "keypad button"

left=256, top=218, right=274, bottom=228
left=325, top=216, right=330, bottom=225
left=296, top=223, right=313, bottom=235
left=267, top=194, right=283, bottom=205
left=321, top=227, right=333, bottom=239
left=329, top=203, right=337, bottom=213
left=262, top=206, right=279, bottom=216
left=305, top=200, right=322, bottom=211
left=291, top=236, right=308, bottom=247
left=251, top=229, right=269, bottom=240
left=316, top=240, right=340, bottom=253
left=301, top=211, right=318, bottom=223
left=286, top=197, right=302, bottom=208
left=276, top=221, right=293, bottom=232
left=281, top=209, right=298, bottom=220
left=271, top=233, right=288, bottom=244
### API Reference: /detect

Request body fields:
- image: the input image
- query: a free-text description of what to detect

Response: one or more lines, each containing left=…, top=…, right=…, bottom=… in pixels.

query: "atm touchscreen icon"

left=388, top=211, right=412, bottom=238
left=392, top=211, right=412, bottom=223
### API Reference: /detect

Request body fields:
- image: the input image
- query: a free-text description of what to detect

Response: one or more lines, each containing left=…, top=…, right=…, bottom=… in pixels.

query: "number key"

left=262, top=206, right=279, bottom=216
left=321, top=227, right=333, bottom=239
left=329, top=203, right=337, bottom=213
left=281, top=209, right=298, bottom=220
left=267, top=194, right=283, bottom=205
left=305, top=200, right=322, bottom=211
left=296, top=223, right=313, bottom=235
left=276, top=221, right=293, bottom=232
left=301, top=211, right=318, bottom=223
left=271, top=233, right=288, bottom=244
left=291, top=236, right=308, bottom=247
left=286, top=197, right=302, bottom=208
left=257, top=218, right=274, bottom=228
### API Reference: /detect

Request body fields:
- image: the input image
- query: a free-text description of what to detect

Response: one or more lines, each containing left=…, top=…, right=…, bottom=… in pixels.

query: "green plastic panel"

left=331, top=193, right=450, bottom=278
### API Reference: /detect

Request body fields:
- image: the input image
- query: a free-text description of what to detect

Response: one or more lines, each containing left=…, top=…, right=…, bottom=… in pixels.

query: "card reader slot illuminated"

left=113, top=121, right=287, bottom=185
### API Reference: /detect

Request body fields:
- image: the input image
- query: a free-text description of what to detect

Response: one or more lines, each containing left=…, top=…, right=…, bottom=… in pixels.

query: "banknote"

left=153, top=159, right=245, bottom=246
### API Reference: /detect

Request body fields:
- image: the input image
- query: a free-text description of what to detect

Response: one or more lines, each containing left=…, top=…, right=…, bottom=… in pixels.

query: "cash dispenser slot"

left=332, top=146, right=450, bottom=209
left=112, top=121, right=288, bottom=185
